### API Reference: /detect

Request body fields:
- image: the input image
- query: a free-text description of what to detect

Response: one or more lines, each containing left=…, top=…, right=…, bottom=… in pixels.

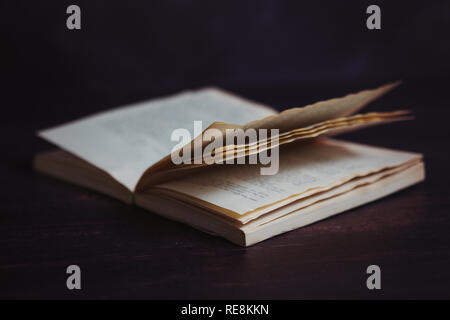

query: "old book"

left=34, top=83, right=425, bottom=246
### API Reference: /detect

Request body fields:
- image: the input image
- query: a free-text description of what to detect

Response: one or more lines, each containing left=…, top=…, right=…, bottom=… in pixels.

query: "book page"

left=135, top=110, right=410, bottom=190
left=154, top=138, right=422, bottom=215
left=38, top=88, right=276, bottom=191
left=243, top=81, right=401, bottom=132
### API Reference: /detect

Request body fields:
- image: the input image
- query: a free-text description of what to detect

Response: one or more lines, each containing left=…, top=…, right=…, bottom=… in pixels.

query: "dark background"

left=2, top=1, right=450, bottom=299
left=5, top=0, right=450, bottom=120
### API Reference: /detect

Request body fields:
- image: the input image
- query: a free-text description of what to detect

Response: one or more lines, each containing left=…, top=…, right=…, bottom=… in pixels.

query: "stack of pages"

left=34, top=82, right=425, bottom=246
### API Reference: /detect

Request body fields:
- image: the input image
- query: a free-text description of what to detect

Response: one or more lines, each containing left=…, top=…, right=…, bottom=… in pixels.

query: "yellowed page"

left=200, top=111, right=411, bottom=164
left=242, top=81, right=401, bottom=132
left=154, top=138, right=422, bottom=215
left=136, top=111, right=410, bottom=188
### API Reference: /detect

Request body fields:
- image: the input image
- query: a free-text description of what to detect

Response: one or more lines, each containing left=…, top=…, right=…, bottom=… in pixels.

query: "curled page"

left=242, top=81, right=401, bottom=132
left=136, top=110, right=411, bottom=189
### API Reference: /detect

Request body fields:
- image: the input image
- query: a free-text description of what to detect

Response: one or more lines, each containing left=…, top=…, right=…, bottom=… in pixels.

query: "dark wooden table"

left=1, top=79, right=449, bottom=299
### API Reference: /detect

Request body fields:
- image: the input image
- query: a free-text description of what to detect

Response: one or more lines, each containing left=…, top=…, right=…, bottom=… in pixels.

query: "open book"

left=34, top=82, right=425, bottom=246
